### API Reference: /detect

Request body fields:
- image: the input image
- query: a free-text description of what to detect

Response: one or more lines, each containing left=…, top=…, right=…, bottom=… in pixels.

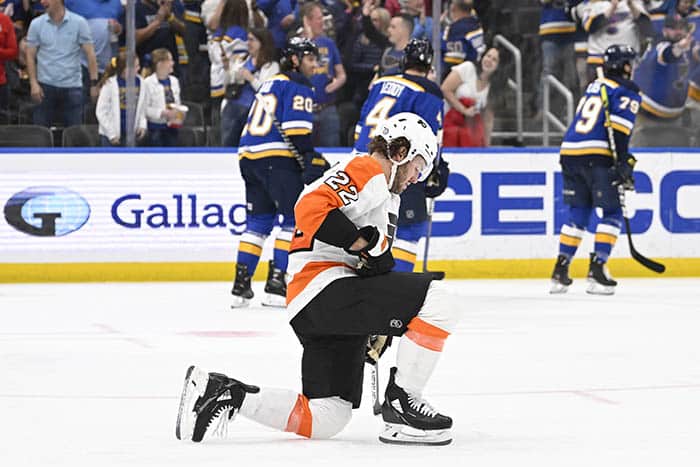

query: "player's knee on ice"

left=309, top=397, right=353, bottom=439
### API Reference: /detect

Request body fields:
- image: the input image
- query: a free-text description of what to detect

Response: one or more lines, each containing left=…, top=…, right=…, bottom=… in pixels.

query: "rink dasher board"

left=0, top=148, right=698, bottom=281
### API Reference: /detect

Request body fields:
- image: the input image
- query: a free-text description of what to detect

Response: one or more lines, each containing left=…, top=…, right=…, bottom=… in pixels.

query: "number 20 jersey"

left=238, top=73, right=314, bottom=161
left=560, top=76, right=641, bottom=166
left=353, top=74, right=443, bottom=154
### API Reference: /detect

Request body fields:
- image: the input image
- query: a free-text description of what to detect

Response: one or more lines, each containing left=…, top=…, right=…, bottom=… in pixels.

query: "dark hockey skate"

left=550, top=254, right=573, bottom=294
left=379, top=367, right=452, bottom=446
left=586, top=253, right=617, bottom=295
left=175, top=366, right=260, bottom=442
left=231, top=263, right=254, bottom=308
left=261, top=260, right=287, bottom=308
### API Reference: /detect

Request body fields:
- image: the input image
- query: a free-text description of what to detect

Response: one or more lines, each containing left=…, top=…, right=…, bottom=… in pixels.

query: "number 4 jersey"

left=238, top=72, right=315, bottom=162
left=560, top=75, right=641, bottom=167
left=286, top=154, right=399, bottom=320
left=353, top=73, right=443, bottom=154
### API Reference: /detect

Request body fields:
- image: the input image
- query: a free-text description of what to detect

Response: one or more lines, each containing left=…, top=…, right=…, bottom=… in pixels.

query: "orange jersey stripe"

left=287, top=261, right=349, bottom=304
left=285, top=394, right=312, bottom=438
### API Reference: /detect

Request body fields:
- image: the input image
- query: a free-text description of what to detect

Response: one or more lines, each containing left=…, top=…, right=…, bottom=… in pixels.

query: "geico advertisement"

left=0, top=150, right=698, bottom=263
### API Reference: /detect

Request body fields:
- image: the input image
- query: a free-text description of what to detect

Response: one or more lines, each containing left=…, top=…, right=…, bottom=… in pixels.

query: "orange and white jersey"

left=286, top=154, right=400, bottom=320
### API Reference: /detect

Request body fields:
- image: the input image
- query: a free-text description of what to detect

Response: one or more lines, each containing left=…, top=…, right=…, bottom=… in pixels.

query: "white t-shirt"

left=447, top=60, right=490, bottom=114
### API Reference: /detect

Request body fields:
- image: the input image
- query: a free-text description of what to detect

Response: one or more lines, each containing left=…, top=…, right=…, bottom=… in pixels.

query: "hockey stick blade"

left=624, top=217, right=665, bottom=273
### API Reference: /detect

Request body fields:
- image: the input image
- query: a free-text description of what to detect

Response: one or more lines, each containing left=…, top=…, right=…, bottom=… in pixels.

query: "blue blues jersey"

left=539, top=4, right=576, bottom=42
left=634, top=40, right=693, bottom=119
left=689, top=63, right=700, bottom=105
left=238, top=72, right=314, bottom=161
left=310, top=35, right=342, bottom=105
left=561, top=76, right=641, bottom=166
left=650, top=6, right=700, bottom=42
left=182, top=0, right=203, bottom=23
left=353, top=73, right=443, bottom=154
left=441, top=15, right=485, bottom=73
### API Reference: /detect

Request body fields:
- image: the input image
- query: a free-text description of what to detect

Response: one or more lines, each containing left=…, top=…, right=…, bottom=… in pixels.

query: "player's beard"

left=390, top=164, right=412, bottom=194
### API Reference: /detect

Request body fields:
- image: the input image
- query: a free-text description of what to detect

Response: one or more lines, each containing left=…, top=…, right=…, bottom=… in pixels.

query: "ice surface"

left=1, top=278, right=699, bottom=467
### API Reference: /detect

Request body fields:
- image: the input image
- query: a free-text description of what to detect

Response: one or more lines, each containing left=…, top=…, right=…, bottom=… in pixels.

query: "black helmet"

left=281, top=37, right=319, bottom=71
left=401, top=38, right=433, bottom=73
left=603, top=44, right=637, bottom=78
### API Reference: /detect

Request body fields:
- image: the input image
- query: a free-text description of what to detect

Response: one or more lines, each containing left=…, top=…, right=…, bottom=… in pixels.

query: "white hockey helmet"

left=376, top=112, right=438, bottom=182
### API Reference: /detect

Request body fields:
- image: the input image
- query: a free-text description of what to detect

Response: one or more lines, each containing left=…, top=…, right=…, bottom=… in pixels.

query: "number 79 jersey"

left=560, top=76, right=641, bottom=165
left=238, top=73, right=315, bottom=161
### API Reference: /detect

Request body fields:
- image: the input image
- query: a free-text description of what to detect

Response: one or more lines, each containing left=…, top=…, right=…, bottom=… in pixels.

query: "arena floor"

left=1, top=278, right=698, bottom=466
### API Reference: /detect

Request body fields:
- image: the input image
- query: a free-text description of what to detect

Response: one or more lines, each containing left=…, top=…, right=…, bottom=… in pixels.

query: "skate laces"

left=202, top=383, right=239, bottom=439
left=407, top=393, right=438, bottom=418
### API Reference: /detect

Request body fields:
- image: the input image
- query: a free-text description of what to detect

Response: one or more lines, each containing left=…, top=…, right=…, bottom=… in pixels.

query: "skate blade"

left=378, top=423, right=452, bottom=446
left=261, top=293, right=286, bottom=308
left=230, top=295, right=251, bottom=309
left=586, top=279, right=615, bottom=296
left=175, top=365, right=209, bottom=441
left=549, top=281, right=569, bottom=294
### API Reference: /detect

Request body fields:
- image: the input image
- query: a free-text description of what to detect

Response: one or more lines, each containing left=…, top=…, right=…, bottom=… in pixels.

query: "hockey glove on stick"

left=302, top=151, right=331, bottom=185
left=366, top=335, right=393, bottom=364
left=346, top=225, right=395, bottom=277
left=425, top=157, right=450, bottom=198
left=611, top=153, right=636, bottom=191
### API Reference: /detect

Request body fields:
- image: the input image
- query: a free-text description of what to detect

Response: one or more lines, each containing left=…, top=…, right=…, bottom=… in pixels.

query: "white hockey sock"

left=395, top=336, right=441, bottom=395
left=239, top=387, right=298, bottom=431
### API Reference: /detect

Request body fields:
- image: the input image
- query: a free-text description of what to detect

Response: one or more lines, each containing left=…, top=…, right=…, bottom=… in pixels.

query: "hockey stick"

left=422, top=197, right=445, bottom=280
left=596, top=67, right=665, bottom=273
left=370, top=361, right=381, bottom=415
left=252, top=92, right=306, bottom=170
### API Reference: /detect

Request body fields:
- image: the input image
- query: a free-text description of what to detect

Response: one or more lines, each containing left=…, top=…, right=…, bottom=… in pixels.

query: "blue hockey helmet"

left=603, top=44, right=637, bottom=78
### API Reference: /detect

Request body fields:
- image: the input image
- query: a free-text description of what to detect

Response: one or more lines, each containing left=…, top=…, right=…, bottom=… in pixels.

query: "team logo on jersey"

left=390, top=319, right=403, bottom=329
left=4, top=187, right=91, bottom=237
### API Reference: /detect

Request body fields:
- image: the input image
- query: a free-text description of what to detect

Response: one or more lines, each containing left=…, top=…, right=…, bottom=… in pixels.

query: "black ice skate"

left=586, top=253, right=617, bottom=295
left=379, top=367, right=452, bottom=446
left=175, top=366, right=259, bottom=442
left=231, top=263, right=254, bottom=308
left=261, top=260, right=287, bottom=308
left=550, top=254, right=573, bottom=294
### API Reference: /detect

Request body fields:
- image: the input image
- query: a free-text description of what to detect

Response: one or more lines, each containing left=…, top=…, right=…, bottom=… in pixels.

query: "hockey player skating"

left=353, top=38, right=450, bottom=273
left=551, top=44, right=641, bottom=295
left=230, top=37, right=330, bottom=308
left=177, top=112, right=459, bottom=445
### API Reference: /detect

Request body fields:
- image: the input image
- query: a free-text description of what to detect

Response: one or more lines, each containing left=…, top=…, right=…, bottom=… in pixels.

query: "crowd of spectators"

left=0, top=0, right=699, bottom=148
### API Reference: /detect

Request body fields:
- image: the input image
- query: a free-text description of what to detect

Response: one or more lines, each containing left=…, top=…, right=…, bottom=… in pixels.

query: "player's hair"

left=368, top=135, right=410, bottom=160
left=219, top=0, right=249, bottom=31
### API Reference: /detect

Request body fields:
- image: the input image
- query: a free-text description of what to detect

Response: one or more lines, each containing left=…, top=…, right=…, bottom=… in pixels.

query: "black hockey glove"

left=302, top=151, right=331, bottom=185
left=425, top=157, right=450, bottom=198
left=366, top=335, right=393, bottom=364
left=346, top=225, right=395, bottom=277
left=611, top=153, right=636, bottom=191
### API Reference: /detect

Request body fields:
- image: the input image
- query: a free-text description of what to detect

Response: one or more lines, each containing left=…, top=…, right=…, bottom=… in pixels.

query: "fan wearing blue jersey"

left=551, top=44, right=641, bottom=295
left=441, top=0, right=485, bottom=79
left=354, top=38, right=449, bottom=273
left=230, top=37, right=330, bottom=309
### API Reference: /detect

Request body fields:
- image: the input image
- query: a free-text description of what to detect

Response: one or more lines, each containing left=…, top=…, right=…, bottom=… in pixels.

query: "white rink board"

left=0, top=149, right=699, bottom=264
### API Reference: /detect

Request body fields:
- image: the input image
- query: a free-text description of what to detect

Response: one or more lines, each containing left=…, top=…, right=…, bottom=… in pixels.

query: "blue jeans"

left=313, top=104, right=340, bottom=147
left=148, top=127, right=179, bottom=147
left=221, top=100, right=249, bottom=148
left=33, top=83, right=84, bottom=127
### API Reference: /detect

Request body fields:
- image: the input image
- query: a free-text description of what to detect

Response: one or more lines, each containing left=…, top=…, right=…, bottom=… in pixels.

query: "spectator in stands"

left=207, top=0, right=248, bottom=132
left=143, top=47, right=184, bottom=146
left=134, top=0, right=186, bottom=77
left=221, top=27, right=279, bottom=147
left=351, top=0, right=389, bottom=106
left=569, top=0, right=592, bottom=96
left=256, top=0, right=295, bottom=50
left=400, top=0, right=433, bottom=43
left=65, top=0, right=123, bottom=96
left=534, top=0, right=579, bottom=119
left=631, top=12, right=696, bottom=146
left=441, top=46, right=501, bottom=147
left=96, top=53, right=147, bottom=146
left=182, top=1, right=209, bottom=100
left=649, top=0, right=700, bottom=41
left=300, top=0, right=346, bottom=147
left=26, top=0, right=99, bottom=128
left=580, top=0, right=653, bottom=82
left=0, top=9, right=18, bottom=121
left=377, top=12, right=413, bottom=77
left=441, top=0, right=485, bottom=79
